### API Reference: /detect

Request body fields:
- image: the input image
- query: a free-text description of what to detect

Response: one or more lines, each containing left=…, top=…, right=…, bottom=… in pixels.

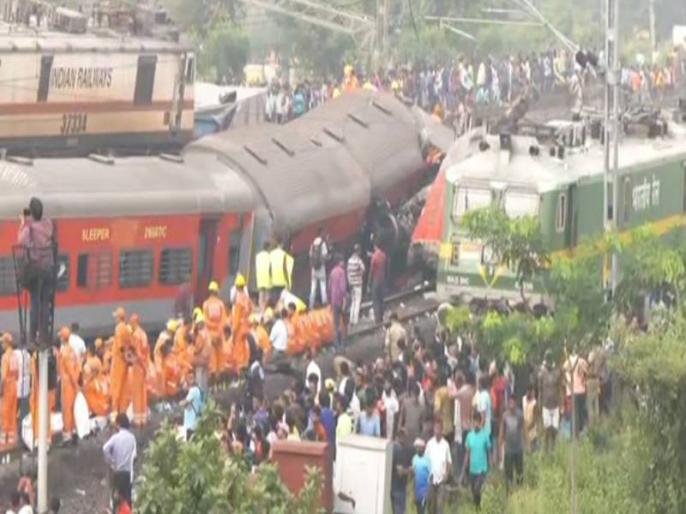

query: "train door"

left=195, top=217, right=219, bottom=304
left=567, top=184, right=578, bottom=248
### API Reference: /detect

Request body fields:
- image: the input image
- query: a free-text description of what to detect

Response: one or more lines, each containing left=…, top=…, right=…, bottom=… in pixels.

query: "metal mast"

left=604, top=0, right=620, bottom=295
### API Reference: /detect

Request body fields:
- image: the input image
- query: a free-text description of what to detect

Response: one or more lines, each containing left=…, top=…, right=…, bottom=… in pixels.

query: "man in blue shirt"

left=411, top=438, right=431, bottom=514
left=180, top=371, right=203, bottom=440
left=357, top=401, right=381, bottom=437
left=319, top=391, right=337, bottom=448
left=460, top=412, right=492, bottom=509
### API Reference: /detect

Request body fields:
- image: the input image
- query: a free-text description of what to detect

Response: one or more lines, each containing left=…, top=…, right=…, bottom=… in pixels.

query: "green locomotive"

left=436, top=115, right=686, bottom=301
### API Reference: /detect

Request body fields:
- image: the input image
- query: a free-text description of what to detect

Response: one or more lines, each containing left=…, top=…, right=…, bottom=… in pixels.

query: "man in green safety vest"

left=255, top=241, right=272, bottom=312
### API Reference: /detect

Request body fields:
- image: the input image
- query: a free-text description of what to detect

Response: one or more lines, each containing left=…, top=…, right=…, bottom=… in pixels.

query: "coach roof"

left=0, top=153, right=254, bottom=219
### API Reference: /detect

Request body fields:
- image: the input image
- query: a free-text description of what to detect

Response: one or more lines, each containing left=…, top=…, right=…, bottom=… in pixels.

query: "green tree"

left=197, top=23, right=250, bottom=82
left=137, top=402, right=323, bottom=514
left=462, top=206, right=549, bottom=305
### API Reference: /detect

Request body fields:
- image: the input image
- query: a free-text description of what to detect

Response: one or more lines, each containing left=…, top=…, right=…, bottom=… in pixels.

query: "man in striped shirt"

left=346, top=244, right=366, bottom=326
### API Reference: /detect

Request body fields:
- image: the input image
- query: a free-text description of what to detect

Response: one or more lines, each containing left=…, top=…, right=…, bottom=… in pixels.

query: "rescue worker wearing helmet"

left=202, top=281, right=227, bottom=382
left=231, top=274, right=253, bottom=374
left=58, top=326, right=81, bottom=445
left=110, top=307, right=131, bottom=418
left=154, top=319, right=178, bottom=399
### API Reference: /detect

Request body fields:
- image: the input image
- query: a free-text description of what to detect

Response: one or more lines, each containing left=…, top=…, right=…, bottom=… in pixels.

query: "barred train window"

left=77, top=252, right=113, bottom=289
left=555, top=193, right=567, bottom=232
left=119, top=250, right=154, bottom=288
left=0, top=256, right=15, bottom=296
left=159, top=248, right=193, bottom=285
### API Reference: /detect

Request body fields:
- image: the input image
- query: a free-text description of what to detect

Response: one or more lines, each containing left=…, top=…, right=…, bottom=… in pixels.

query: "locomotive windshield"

left=504, top=192, right=540, bottom=218
left=452, top=187, right=492, bottom=219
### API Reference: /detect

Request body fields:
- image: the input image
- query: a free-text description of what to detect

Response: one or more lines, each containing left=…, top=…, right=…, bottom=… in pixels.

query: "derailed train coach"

left=0, top=90, right=438, bottom=336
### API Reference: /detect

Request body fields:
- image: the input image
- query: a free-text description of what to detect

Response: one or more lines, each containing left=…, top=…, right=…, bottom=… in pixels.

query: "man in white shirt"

left=305, top=348, right=322, bottom=397
left=269, top=310, right=288, bottom=357
left=68, top=322, right=86, bottom=361
left=382, top=380, right=399, bottom=440
left=425, top=420, right=452, bottom=514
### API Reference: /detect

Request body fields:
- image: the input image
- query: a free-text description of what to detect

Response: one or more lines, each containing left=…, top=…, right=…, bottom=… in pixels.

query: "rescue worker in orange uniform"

left=154, top=320, right=179, bottom=398
left=129, top=314, right=150, bottom=426
left=286, top=302, right=306, bottom=355
left=1, top=333, right=18, bottom=446
left=82, top=344, right=109, bottom=417
left=58, top=326, right=81, bottom=445
left=231, top=274, right=253, bottom=373
left=203, top=281, right=228, bottom=381
left=250, top=314, right=272, bottom=362
left=174, top=317, right=194, bottom=377
left=110, top=307, right=132, bottom=418
left=191, top=315, right=212, bottom=395
left=101, top=337, right=113, bottom=375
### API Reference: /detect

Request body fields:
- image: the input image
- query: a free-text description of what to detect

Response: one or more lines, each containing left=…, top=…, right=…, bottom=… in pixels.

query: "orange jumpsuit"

left=58, top=343, right=81, bottom=437
left=154, top=333, right=179, bottom=398
left=193, top=327, right=212, bottom=374
left=231, top=290, right=253, bottom=371
left=203, top=295, right=227, bottom=376
left=173, top=325, right=193, bottom=377
left=130, top=326, right=150, bottom=425
left=253, top=325, right=272, bottom=360
left=110, top=322, right=131, bottom=415
left=1, top=348, right=18, bottom=443
left=30, top=353, right=56, bottom=446
left=287, top=311, right=306, bottom=356
left=83, top=354, right=109, bottom=417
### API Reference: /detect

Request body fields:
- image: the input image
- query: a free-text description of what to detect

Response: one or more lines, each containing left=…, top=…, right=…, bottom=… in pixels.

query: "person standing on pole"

left=16, top=198, right=54, bottom=344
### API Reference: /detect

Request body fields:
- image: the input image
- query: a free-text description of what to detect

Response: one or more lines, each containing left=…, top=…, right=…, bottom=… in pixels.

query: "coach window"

left=77, top=252, right=113, bottom=289
left=159, top=247, right=193, bottom=285
left=0, top=257, right=15, bottom=296
left=55, top=254, right=70, bottom=292
left=555, top=193, right=567, bottom=233
left=37, top=55, right=54, bottom=102
left=134, top=55, right=157, bottom=105
left=228, top=227, right=242, bottom=277
left=119, top=249, right=154, bottom=288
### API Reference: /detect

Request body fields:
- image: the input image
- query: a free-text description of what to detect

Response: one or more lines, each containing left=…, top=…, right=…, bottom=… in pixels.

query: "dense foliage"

left=136, top=402, right=323, bottom=514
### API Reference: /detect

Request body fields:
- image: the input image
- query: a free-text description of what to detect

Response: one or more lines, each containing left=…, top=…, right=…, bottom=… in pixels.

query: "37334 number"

left=60, top=113, right=88, bottom=135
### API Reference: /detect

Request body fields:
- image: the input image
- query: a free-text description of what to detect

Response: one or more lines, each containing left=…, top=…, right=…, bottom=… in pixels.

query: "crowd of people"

left=262, top=46, right=686, bottom=134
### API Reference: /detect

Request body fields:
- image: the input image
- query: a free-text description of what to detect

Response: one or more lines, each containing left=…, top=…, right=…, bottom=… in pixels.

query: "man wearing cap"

left=203, top=281, right=227, bottom=380
left=111, top=307, right=132, bottom=418
left=129, top=315, right=150, bottom=426
left=411, top=438, right=431, bottom=514
left=1, top=333, right=18, bottom=446
left=58, top=326, right=81, bottom=445
left=231, top=274, right=253, bottom=374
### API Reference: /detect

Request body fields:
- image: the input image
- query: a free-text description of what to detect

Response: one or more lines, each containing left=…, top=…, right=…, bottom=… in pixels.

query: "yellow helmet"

left=166, top=319, right=179, bottom=332
left=208, top=281, right=220, bottom=293
left=235, top=273, right=246, bottom=288
left=262, top=307, right=274, bottom=323
left=249, top=313, right=260, bottom=324
left=194, top=313, right=205, bottom=325
left=192, top=307, right=202, bottom=321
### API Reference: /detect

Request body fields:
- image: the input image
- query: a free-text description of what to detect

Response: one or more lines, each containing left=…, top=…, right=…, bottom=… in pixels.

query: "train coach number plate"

left=60, top=113, right=88, bottom=135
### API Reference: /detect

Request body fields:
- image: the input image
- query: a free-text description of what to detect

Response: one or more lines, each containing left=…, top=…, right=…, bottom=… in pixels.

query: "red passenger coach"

left=0, top=154, right=255, bottom=338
